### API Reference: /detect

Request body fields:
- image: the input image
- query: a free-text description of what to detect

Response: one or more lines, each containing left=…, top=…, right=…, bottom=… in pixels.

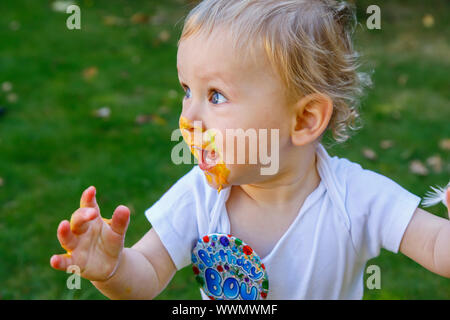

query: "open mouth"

left=192, top=145, right=219, bottom=171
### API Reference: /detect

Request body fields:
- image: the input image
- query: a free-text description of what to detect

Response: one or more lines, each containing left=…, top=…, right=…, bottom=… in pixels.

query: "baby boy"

left=50, top=0, right=450, bottom=299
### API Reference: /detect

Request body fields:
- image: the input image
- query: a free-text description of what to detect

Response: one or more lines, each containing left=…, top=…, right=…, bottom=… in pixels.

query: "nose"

left=179, top=116, right=204, bottom=136
left=180, top=105, right=206, bottom=133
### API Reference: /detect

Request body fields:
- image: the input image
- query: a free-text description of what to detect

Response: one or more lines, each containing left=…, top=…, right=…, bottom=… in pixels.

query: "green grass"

left=0, top=0, right=449, bottom=299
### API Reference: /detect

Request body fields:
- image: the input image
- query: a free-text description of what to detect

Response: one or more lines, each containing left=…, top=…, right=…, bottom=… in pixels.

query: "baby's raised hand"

left=50, top=186, right=130, bottom=281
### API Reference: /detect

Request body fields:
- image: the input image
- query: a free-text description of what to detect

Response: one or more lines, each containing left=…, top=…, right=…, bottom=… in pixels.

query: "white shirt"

left=145, top=144, right=421, bottom=299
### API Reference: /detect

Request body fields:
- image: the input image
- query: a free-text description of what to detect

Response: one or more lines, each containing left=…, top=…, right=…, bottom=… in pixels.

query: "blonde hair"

left=178, top=0, right=371, bottom=143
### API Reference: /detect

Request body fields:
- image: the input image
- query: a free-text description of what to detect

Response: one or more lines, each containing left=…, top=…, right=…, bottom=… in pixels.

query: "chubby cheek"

left=221, top=121, right=291, bottom=185
left=212, top=132, right=278, bottom=186
left=201, top=142, right=257, bottom=191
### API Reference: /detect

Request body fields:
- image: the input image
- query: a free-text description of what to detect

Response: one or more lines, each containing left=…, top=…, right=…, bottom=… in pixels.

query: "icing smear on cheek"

left=179, top=116, right=230, bottom=193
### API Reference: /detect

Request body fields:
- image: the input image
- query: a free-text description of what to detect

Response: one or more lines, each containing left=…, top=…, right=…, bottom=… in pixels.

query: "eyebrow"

left=177, top=67, right=237, bottom=97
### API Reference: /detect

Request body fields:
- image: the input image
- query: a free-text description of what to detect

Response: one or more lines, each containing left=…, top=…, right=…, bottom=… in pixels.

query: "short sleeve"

left=343, top=162, right=421, bottom=260
left=145, top=166, right=209, bottom=270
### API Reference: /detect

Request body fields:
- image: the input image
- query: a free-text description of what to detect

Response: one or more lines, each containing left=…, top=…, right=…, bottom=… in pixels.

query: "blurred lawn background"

left=0, top=0, right=449, bottom=299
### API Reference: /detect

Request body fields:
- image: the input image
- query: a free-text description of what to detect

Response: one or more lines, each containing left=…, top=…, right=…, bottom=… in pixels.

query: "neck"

left=237, top=144, right=321, bottom=209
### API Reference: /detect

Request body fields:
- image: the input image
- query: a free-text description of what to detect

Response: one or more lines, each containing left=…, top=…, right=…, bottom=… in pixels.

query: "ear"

left=290, top=93, right=333, bottom=146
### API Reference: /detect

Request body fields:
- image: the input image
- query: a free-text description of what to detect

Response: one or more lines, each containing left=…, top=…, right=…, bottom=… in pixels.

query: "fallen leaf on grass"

left=422, top=14, right=435, bottom=28
left=426, top=155, right=443, bottom=173
left=0, top=177, right=4, bottom=187
left=362, top=148, right=377, bottom=160
left=409, top=160, right=429, bottom=176
left=6, top=93, right=18, bottom=103
left=439, top=138, right=450, bottom=151
left=158, top=30, right=171, bottom=42
left=1, top=82, right=12, bottom=92
left=103, top=15, right=126, bottom=26
left=51, top=1, right=76, bottom=13
left=94, top=107, right=111, bottom=119
left=130, top=13, right=150, bottom=24
left=380, top=140, right=394, bottom=149
left=83, top=66, right=98, bottom=81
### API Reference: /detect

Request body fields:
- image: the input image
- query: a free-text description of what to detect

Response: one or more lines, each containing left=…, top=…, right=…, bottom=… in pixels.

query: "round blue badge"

left=191, top=233, right=269, bottom=300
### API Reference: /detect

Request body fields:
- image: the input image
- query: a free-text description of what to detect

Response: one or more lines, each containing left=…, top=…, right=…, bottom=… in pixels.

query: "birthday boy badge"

left=191, top=233, right=269, bottom=300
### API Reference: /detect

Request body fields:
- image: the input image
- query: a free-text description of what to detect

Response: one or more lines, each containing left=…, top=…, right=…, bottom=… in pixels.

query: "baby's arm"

left=399, top=189, right=450, bottom=278
left=92, top=228, right=176, bottom=299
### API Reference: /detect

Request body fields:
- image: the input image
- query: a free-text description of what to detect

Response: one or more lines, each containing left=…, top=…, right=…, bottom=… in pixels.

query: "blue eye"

left=211, top=91, right=227, bottom=104
left=184, top=87, right=191, bottom=99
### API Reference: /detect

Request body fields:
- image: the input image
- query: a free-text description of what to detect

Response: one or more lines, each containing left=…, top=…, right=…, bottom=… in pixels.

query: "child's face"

left=177, top=29, right=293, bottom=191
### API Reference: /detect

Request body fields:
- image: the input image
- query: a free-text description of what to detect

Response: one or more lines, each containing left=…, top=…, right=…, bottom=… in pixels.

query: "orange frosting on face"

left=179, top=116, right=230, bottom=192
left=205, top=164, right=230, bottom=193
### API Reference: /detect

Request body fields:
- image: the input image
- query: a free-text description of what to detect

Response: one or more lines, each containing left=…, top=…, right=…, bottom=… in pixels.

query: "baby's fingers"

left=80, top=186, right=100, bottom=212
left=57, top=220, right=78, bottom=252
left=110, top=205, right=130, bottom=236
left=70, top=208, right=98, bottom=235
left=50, top=253, right=75, bottom=272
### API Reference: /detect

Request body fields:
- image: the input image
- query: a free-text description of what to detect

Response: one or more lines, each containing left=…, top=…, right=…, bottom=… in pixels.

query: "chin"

left=199, top=163, right=232, bottom=193
left=202, top=164, right=264, bottom=192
